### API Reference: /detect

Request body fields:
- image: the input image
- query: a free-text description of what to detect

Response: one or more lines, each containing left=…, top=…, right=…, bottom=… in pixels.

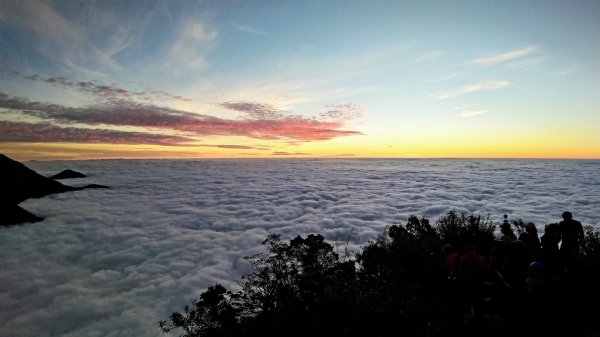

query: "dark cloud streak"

left=272, top=151, right=310, bottom=156
left=24, top=74, right=191, bottom=102
left=319, top=103, right=362, bottom=121
left=198, top=144, right=261, bottom=150
left=218, top=102, right=284, bottom=120
left=0, top=121, right=194, bottom=146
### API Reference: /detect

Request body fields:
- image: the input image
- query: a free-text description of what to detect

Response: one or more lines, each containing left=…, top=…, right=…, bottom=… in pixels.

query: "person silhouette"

left=456, top=245, right=488, bottom=322
left=558, top=211, right=584, bottom=281
left=523, top=222, right=541, bottom=261
left=500, top=214, right=517, bottom=242
left=540, top=223, right=561, bottom=279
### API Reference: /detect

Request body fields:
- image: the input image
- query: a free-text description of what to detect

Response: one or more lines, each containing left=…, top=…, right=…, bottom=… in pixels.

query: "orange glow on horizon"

left=1, top=139, right=598, bottom=162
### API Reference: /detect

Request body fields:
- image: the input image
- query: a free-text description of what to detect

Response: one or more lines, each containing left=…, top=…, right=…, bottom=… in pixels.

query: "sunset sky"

left=1, top=0, right=598, bottom=160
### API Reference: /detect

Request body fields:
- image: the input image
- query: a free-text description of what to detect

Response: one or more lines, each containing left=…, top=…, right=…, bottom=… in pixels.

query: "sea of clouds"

left=1, top=158, right=599, bottom=337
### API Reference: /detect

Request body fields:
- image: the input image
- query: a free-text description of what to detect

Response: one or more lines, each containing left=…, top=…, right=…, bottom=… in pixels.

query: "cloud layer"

left=1, top=158, right=598, bottom=337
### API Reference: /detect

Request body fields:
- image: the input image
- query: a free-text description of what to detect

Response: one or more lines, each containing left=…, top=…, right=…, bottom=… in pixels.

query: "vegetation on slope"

left=160, top=211, right=600, bottom=337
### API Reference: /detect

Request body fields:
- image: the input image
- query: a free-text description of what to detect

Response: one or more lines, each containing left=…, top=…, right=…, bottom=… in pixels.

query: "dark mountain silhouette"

left=49, top=169, right=86, bottom=180
left=75, top=183, right=108, bottom=190
left=0, top=153, right=73, bottom=204
left=1, top=203, right=43, bottom=225
left=0, top=153, right=108, bottom=226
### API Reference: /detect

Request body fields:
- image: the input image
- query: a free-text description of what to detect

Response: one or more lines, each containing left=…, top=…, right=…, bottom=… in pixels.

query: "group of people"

left=443, top=211, right=585, bottom=336
left=498, top=211, right=584, bottom=281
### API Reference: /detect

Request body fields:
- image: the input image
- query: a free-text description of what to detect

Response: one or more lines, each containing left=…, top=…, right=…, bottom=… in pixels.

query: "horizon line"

left=20, top=156, right=600, bottom=162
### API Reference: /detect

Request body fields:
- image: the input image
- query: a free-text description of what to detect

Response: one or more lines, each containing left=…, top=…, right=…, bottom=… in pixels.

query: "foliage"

left=160, top=211, right=599, bottom=337
left=572, top=226, right=600, bottom=331
left=238, top=234, right=344, bottom=336
left=435, top=211, right=496, bottom=256
left=159, top=284, right=239, bottom=337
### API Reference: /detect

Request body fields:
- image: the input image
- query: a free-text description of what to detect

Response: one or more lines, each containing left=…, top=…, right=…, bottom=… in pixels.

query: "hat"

left=441, top=243, right=455, bottom=254
left=529, top=261, right=546, bottom=272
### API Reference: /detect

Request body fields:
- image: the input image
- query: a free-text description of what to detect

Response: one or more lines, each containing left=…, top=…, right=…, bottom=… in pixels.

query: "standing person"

left=499, top=222, right=517, bottom=243
left=558, top=211, right=584, bottom=281
left=442, top=243, right=459, bottom=279
left=540, top=223, right=561, bottom=279
left=456, top=246, right=488, bottom=322
left=440, top=244, right=462, bottom=336
left=523, top=222, right=541, bottom=261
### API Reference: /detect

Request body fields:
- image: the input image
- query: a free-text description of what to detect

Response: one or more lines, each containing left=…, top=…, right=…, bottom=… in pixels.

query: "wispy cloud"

left=423, top=72, right=459, bottom=83
left=414, top=51, right=444, bottom=63
left=0, top=0, right=127, bottom=73
left=166, top=21, right=217, bottom=71
left=0, top=0, right=83, bottom=51
left=450, top=103, right=489, bottom=118
left=229, top=21, right=313, bottom=49
left=506, top=57, right=547, bottom=70
left=455, top=110, right=489, bottom=118
left=1, top=1, right=205, bottom=80
left=553, top=64, right=581, bottom=77
left=431, top=80, right=510, bottom=99
left=468, top=46, right=540, bottom=66
left=229, top=22, right=270, bottom=37
left=0, top=121, right=194, bottom=145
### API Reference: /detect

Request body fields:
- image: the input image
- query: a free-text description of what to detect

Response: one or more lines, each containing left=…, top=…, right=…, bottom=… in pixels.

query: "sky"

left=0, top=0, right=599, bottom=160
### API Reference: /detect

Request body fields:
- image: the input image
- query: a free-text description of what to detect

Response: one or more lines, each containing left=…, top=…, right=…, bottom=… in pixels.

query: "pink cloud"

left=1, top=93, right=363, bottom=142
left=176, top=116, right=361, bottom=141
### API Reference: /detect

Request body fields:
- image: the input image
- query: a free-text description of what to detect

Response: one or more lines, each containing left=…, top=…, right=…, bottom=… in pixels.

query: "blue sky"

left=0, top=0, right=599, bottom=159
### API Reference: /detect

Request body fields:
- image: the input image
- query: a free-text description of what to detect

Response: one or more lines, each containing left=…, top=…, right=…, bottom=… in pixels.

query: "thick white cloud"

left=1, top=159, right=598, bottom=336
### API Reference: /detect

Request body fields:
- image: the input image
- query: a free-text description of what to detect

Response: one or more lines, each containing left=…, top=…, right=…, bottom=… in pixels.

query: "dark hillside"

left=0, top=153, right=73, bottom=204
left=0, top=153, right=108, bottom=226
